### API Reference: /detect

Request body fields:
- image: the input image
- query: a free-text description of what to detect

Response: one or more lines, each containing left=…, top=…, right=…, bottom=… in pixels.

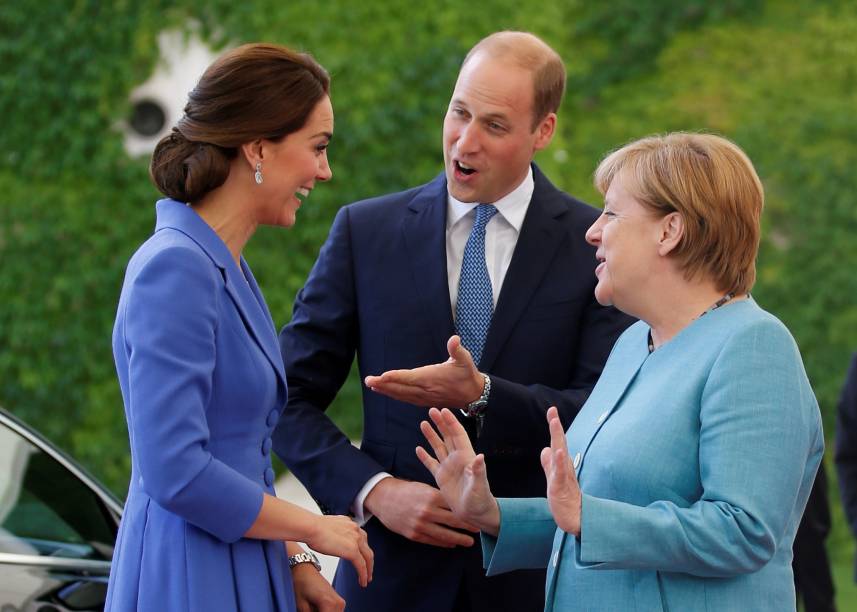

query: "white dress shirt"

left=351, top=168, right=535, bottom=524
left=446, top=166, right=534, bottom=311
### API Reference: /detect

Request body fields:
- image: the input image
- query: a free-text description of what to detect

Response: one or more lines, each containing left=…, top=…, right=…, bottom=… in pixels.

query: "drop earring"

left=254, top=162, right=263, bottom=185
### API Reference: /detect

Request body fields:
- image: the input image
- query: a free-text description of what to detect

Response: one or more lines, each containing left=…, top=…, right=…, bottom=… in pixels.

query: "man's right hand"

left=364, top=477, right=479, bottom=547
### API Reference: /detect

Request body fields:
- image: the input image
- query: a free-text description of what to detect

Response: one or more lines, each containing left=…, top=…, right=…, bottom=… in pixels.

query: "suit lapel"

left=401, top=174, right=456, bottom=350
left=154, top=199, right=287, bottom=388
left=480, top=167, right=568, bottom=371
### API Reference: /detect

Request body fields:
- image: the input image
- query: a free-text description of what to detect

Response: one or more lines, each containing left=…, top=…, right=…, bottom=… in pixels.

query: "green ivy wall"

left=2, top=0, right=856, bottom=604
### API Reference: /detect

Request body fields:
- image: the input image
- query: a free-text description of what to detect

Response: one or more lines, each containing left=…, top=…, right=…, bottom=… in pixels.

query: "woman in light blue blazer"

left=106, top=44, right=372, bottom=612
left=417, top=133, right=823, bottom=611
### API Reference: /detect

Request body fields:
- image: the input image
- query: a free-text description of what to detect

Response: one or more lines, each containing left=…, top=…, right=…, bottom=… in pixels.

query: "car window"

left=0, top=422, right=115, bottom=560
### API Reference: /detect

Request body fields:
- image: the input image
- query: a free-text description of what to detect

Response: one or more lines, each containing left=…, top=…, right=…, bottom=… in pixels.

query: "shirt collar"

left=447, top=165, right=534, bottom=232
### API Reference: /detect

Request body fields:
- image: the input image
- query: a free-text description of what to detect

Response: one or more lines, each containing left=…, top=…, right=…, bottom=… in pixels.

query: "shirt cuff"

left=351, top=472, right=392, bottom=526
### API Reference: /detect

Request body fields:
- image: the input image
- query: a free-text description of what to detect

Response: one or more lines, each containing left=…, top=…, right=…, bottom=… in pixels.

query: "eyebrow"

left=311, top=131, right=333, bottom=140
left=450, top=100, right=510, bottom=122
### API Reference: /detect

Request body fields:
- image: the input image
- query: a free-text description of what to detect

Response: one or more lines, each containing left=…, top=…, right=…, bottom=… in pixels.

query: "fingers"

left=552, top=447, right=569, bottom=482
left=419, top=418, right=448, bottom=462
left=470, top=453, right=488, bottom=480
left=351, top=547, right=369, bottom=587
left=365, top=368, right=411, bottom=386
left=425, top=408, right=456, bottom=452
left=447, top=335, right=475, bottom=368
left=466, top=454, right=492, bottom=496
left=358, top=528, right=374, bottom=585
left=366, top=380, right=424, bottom=404
left=540, top=446, right=552, bottom=477
left=436, top=408, right=473, bottom=454
left=546, top=406, right=567, bottom=453
left=416, top=522, right=475, bottom=548
left=434, top=506, right=481, bottom=533
left=542, top=444, right=579, bottom=498
left=346, top=526, right=372, bottom=588
left=446, top=335, right=462, bottom=359
left=366, top=364, right=438, bottom=389
left=415, top=445, right=440, bottom=476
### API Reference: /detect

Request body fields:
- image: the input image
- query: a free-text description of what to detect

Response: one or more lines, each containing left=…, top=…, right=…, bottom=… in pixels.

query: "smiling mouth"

left=455, top=160, right=477, bottom=176
left=295, top=187, right=311, bottom=202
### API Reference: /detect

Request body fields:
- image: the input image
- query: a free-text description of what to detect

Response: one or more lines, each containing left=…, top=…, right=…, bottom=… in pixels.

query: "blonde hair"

left=463, top=31, right=565, bottom=130
left=595, top=133, right=763, bottom=294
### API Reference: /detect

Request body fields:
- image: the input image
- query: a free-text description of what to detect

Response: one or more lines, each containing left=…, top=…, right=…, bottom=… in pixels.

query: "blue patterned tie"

left=455, top=204, right=499, bottom=366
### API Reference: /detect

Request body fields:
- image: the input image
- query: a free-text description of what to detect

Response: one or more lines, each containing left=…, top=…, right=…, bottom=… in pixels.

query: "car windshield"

left=0, top=421, right=115, bottom=561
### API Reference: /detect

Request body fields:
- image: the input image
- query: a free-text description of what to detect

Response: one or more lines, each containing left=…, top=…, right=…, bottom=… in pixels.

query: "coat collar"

left=154, top=199, right=286, bottom=387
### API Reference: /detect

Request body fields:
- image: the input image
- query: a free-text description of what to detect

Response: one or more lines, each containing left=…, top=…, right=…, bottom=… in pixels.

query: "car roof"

left=0, top=407, right=124, bottom=516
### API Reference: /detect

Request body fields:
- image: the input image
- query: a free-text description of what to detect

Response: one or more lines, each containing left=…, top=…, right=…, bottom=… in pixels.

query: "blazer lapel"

left=222, top=261, right=287, bottom=388
left=154, top=199, right=287, bottom=388
left=401, top=174, right=456, bottom=350
left=479, top=166, right=568, bottom=371
left=572, top=324, right=649, bottom=472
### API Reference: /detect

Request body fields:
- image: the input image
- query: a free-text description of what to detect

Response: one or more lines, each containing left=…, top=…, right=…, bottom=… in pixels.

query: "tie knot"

left=473, top=204, right=498, bottom=230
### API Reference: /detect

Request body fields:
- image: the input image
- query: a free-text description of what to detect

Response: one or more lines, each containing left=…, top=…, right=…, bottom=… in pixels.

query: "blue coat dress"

left=482, top=298, right=824, bottom=611
left=106, top=199, right=296, bottom=611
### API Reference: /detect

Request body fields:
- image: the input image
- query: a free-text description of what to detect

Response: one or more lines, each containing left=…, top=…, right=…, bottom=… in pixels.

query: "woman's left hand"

left=291, top=561, right=345, bottom=612
left=540, top=406, right=582, bottom=536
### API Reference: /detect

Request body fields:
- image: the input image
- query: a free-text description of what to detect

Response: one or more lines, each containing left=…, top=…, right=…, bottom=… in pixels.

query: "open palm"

left=416, top=408, right=499, bottom=533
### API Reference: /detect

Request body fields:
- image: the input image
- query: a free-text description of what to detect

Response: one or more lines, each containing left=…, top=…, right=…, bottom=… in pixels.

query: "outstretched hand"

left=365, top=336, right=484, bottom=409
left=540, top=406, right=582, bottom=536
left=416, top=407, right=500, bottom=536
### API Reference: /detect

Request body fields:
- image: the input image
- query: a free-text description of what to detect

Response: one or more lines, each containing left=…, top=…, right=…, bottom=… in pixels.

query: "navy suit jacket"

left=275, top=165, right=632, bottom=611
left=835, top=351, right=857, bottom=581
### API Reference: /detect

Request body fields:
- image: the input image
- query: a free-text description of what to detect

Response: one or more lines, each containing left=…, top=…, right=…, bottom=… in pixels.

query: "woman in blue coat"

left=106, top=43, right=373, bottom=611
left=417, top=133, right=823, bottom=610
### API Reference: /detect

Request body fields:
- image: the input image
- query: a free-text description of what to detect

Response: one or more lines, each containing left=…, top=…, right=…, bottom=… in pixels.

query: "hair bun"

left=150, top=128, right=230, bottom=202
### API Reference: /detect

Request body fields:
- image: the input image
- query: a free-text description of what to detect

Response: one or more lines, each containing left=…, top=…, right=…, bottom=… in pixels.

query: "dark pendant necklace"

left=648, top=292, right=735, bottom=353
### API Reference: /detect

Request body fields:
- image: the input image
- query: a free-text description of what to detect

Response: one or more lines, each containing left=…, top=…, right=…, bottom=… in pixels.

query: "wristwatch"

left=461, top=373, right=491, bottom=418
left=288, top=551, right=322, bottom=571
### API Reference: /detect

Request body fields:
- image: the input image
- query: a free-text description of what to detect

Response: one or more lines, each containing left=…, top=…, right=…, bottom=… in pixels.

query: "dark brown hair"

left=463, top=31, right=565, bottom=131
left=150, top=43, right=330, bottom=203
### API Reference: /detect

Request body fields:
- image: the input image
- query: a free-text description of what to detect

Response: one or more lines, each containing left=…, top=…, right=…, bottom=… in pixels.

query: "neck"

left=645, top=281, right=740, bottom=350
left=192, top=182, right=257, bottom=269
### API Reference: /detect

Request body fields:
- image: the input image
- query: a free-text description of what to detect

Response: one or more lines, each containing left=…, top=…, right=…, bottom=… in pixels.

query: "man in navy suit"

left=275, top=31, right=632, bottom=611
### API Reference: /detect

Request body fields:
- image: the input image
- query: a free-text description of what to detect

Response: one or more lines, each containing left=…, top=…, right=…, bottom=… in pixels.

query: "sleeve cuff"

left=482, top=497, right=557, bottom=576
left=351, top=472, right=392, bottom=526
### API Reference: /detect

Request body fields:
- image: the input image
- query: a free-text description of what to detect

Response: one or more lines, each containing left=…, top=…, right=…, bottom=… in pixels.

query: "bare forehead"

left=307, top=95, right=334, bottom=128
left=451, top=54, right=534, bottom=115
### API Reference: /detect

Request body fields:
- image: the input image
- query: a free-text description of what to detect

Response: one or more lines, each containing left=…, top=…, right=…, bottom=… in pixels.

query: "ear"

left=657, top=212, right=684, bottom=256
left=533, top=112, right=557, bottom=152
left=239, top=139, right=264, bottom=171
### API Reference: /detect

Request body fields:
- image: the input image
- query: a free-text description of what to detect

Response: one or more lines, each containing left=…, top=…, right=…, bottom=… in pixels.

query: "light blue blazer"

left=482, top=298, right=823, bottom=611
left=106, top=199, right=296, bottom=611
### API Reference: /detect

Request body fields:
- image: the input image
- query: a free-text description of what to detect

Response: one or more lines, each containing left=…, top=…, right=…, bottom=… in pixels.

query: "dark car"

left=0, top=408, right=122, bottom=611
